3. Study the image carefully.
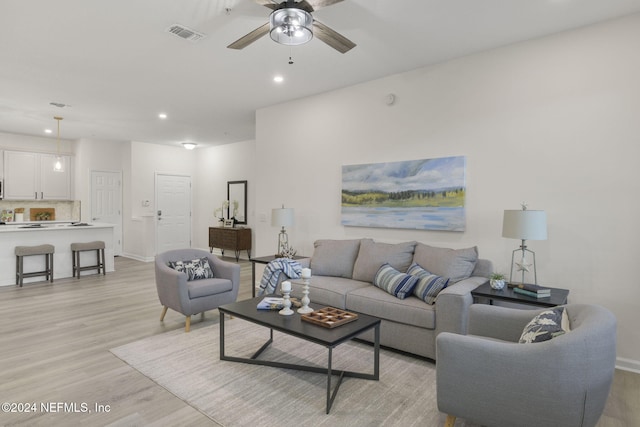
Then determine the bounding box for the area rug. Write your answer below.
[111,315,451,427]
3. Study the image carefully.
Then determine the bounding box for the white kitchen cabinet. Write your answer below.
[3,151,73,200]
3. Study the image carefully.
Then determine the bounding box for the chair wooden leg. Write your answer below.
[160,306,168,321]
[444,414,456,427]
[185,316,191,332]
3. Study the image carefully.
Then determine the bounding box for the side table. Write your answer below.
[209,227,251,262]
[250,255,308,298]
[471,282,569,308]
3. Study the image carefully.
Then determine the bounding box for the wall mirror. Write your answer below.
[227,180,247,225]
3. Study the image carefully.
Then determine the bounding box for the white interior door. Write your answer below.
[156,173,191,254]
[91,170,123,255]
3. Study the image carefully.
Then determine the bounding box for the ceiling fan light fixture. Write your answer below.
[269,8,313,46]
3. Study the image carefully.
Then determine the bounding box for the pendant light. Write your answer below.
[53,116,64,172]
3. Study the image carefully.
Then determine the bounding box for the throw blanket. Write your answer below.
[258,258,302,296]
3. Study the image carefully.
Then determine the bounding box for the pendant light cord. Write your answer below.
[54,116,63,155]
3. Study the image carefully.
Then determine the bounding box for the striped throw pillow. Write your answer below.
[407,262,449,304]
[373,263,419,299]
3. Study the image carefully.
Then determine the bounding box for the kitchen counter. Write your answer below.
[0,222,108,231]
[0,222,115,286]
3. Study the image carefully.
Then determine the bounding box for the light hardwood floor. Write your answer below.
[0,256,637,426]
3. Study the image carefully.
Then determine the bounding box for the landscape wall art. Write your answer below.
[341,156,466,231]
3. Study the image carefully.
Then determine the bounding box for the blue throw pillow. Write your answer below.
[373,263,419,299]
[406,262,450,305]
[168,257,214,281]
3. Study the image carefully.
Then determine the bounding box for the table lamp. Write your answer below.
[502,204,547,285]
[272,205,294,257]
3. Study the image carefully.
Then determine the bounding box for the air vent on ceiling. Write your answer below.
[166,24,206,43]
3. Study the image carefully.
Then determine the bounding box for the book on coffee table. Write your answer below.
[257,297,284,310]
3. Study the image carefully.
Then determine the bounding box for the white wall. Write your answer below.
[74,137,127,222]
[254,14,640,367]
[123,141,197,260]
[193,140,256,255]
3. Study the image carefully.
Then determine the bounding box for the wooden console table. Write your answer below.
[209,227,251,262]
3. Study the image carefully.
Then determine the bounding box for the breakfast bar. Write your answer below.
[0,222,115,286]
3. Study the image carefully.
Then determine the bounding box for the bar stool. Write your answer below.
[15,244,55,287]
[71,241,106,279]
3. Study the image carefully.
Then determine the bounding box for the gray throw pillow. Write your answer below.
[412,243,478,283]
[352,240,417,283]
[309,239,365,278]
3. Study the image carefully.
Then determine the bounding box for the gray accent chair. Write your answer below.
[155,249,240,332]
[436,304,616,427]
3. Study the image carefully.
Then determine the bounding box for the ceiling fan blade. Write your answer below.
[227,22,270,50]
[305,0,344,11]
[312,20,355,53]
[254,0,278,10]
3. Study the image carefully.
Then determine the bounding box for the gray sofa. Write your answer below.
[287,238,492,360]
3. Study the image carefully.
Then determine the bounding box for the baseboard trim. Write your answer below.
[121,253,154,263]
[616,357,640,374]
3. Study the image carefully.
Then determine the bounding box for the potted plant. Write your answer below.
[489,272,506,290]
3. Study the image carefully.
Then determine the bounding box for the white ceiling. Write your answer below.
[1,0,640,148]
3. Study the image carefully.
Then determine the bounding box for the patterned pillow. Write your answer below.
[167,257,214,281]
[406,262,450,304]
[519,307,570,343]
[373,263,419,299]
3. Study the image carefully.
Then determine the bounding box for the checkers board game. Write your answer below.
[301,307,359,328]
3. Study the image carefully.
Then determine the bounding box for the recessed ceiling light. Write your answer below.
[273,75,284,83]
[44,129,52,134]
[158,113,168,119]
[182,142,197,150]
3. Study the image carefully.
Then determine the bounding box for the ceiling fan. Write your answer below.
[227,0,356,53]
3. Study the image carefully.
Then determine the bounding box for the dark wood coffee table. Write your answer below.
[218,297,381,414]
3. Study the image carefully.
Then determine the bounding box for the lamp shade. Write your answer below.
[272,207,294,227]
[502,210,547,240]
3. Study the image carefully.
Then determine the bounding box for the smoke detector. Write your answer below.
[166,24,206,42]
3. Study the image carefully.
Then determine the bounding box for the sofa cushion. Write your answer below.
[352,240,416,283]
[290,275,369,309]
[187,278,232,298]
[346,286,436,329]
[373,263,419,299]
[519,307,570,343]
[412,243,478,283]
[167,257,214,281]
[407,263,450,304]
[310,239,366,278]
